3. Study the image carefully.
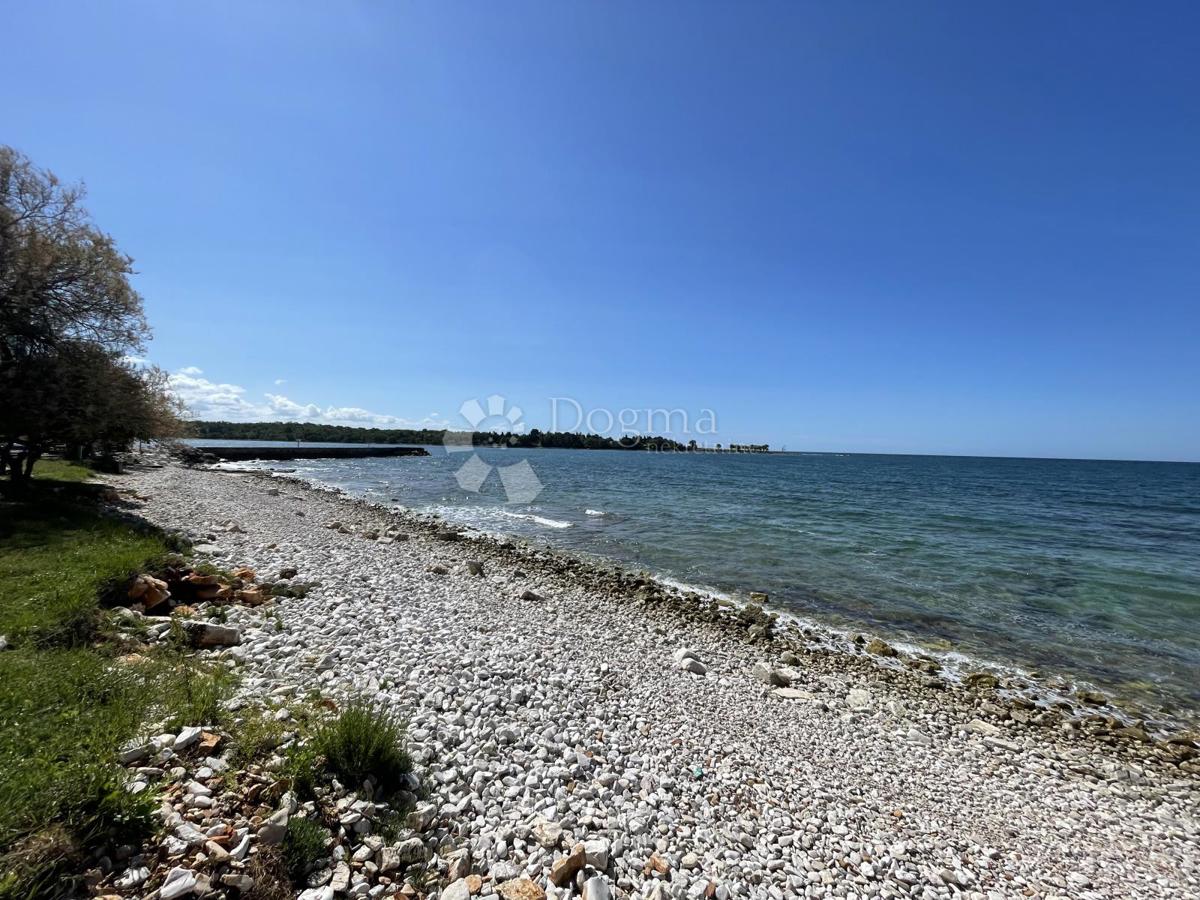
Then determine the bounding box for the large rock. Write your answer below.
[677,657,707,675]
[129,574,170,610]
[532,817,563,849]
[497,880,545,900]
[583,839,610,871]
[846,688,872,711]
[965,718,1001,737]
[866,638,898,657]
[582,876,611,900]
[181,620,241,648]
[159,867,198,900]
[394,837,428,865]
[407,802,437,832]
[257,809,288,845]
[964,672,999,691]
[442,880,471,900]
[751,662,787,687]
[548,843,585,887]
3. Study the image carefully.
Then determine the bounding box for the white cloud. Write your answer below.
[274,378,287,386]
[168,367,441,428]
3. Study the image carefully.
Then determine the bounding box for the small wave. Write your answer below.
[585,508,608,517]
[500,511,573,529]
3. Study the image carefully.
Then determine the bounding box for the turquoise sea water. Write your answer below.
[209,446,1200,721]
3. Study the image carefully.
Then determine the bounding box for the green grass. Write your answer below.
[313,701,412,796]
[281,817,330,883]
[29,459,94,484]
[0,501,168,648]
[0,497,235,898]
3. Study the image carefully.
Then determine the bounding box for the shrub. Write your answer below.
[281,817,329,884]
[159,662,235,731]
[313,702,411,796]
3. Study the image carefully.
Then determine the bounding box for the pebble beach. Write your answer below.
[108,462,1199,900]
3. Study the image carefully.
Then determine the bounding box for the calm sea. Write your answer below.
[201,444,1200,721]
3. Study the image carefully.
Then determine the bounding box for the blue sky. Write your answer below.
[5,2,1198,460]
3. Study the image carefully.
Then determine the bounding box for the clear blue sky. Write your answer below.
[5,1,1198,460]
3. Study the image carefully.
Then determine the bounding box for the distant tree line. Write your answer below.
[188,420,695,452]
[0,146,181,485]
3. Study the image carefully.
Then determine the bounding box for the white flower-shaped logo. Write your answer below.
[444,394,543,503]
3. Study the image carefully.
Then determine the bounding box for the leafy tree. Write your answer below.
[0,146,148,362]
[0,344,182,483]
[0,146,176,483]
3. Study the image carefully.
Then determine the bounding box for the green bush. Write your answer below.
[313,702,411,796]
[281,817,329,884]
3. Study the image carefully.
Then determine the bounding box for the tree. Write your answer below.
[0,147,148,363]
[0,147,174,483]
[0,344,182,483]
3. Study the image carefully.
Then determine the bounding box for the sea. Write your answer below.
[190,441,1200,723]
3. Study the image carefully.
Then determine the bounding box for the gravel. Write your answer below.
[110,463,1199,900]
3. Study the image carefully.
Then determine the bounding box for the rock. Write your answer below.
[673,648,700,663]
[779,651,801,666]
[773,687,815,701]
[532,817,563,849]
[643,854,670,876]
[174,725,203,751]
[1115,725,1150,742]
[407,802,437,832]
[430,564,449,575]
[964,672,999,691]
[442,880,471,900]
[330,862,351,893]
[128,574,171,610]
[520,589,545,602]
[846,688,872,711]
[447,848,471,881]
[466,560,484,576]
[549,843,585,887]
[678,657,707,675]
[221,874,255,892]
[181,620,241,648]
[965,718,1002,737]
[583,838,610,870]
[394,837,428,865]
[983,736,1023,753]
[435,530,463,542]
[378,846,401,873]
[159,867,198,900]
[1077,689,1107,705]
[751,662,787,686]
[236,586,269,606]
[116,866,150,890]
[496,879,545,900]
[257,809,289,844]
[866,638,898,657]
[279,567,299,579]
[582,876,611,900]
[748,591,768,603]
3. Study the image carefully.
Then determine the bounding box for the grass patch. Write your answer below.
[30,459,94,483]
[281,817,330,884]
[0,496,235,898]
[313,701,412,796]
[0,500,168,648]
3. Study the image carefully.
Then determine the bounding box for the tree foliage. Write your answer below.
[187,420,691,452]
[0,146,177,483]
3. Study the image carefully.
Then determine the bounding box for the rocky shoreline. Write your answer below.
[105,461,1198,899]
